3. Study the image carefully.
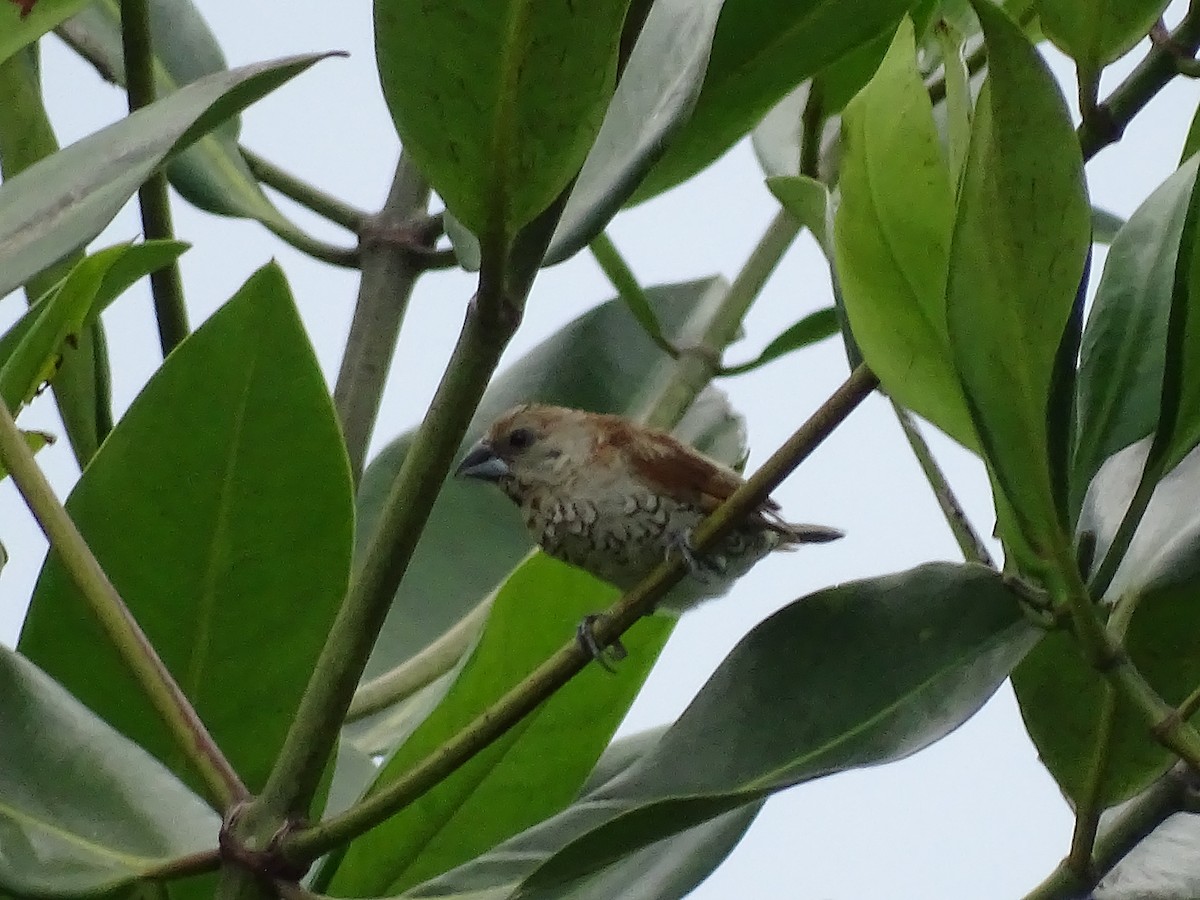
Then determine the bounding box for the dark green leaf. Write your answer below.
[0,645,217,896]
[834,17,976,449]
[0,0,92,66]
[718,306,837,376]
[1019,441,1200,807]
[947,0,1089,553]
[19,263,354,800]
[0,241,187,411]
[409,806,759,900]
[1074,159,1197,515]
[513,562,1035,890]
[1158,142,1200,473]
[355,278,742,683]
[374,0,630,248]
[1036,0,1170,69]
[543,0,725,264]
[392,727,752,900]
[322,554,673,895]
[0,53,328,301]
[632,0,917,202]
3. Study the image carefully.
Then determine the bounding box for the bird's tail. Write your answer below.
[777,521,844,545]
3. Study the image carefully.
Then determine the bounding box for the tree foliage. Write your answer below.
[1,0,1199,898]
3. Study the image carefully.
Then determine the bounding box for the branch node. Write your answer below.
[219,802,310,883]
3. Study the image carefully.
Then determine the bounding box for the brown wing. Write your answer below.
[608,421,780,520]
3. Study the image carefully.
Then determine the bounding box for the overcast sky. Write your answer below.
[2,3,1198,897]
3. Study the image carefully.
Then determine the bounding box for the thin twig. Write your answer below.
[0,397,246,808]
[1066,686,1117,882]
[241,145,367,233]
[637,85,825,432]
[890,401,995,568]
[1149,16,1200,77]
[120,0,189,354]
[280,364,878,862]
[589,232,681,360]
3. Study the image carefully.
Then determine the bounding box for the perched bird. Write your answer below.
[455,404,843,617]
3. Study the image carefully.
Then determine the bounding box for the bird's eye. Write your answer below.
[507,427,536,450]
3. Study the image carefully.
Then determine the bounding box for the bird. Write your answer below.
[454,404,843,624]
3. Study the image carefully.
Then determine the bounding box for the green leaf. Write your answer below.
[398,729,757,900]
[374,0,630,249]
[632,0,918,202]
[1036,0,1170,69]
[56,3,331,249]
[947,0,1089,554]
[0,428,53,481]
[1183,99,1200,166]
[834,17,976,449]
[543,0,725,265]
[0,45,113,465]
[0,0,92,67]
[0,645,217,896]
[354,279,742,684]
[1092,206,1126,244]
[321,554,673,895]
[0,241,188,411]
[19,263,354,799]
[1158,145,1200,474]
[1074,159,1198,516]
[0,53,328,302]
[768,174,830,252]
[511,562,1035,891]
[933,18,973,184]
[718,306,837,376]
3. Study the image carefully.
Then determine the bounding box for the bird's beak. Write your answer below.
[455,440,510,481]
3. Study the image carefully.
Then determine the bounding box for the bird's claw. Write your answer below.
[665,529,724,584]
[577,614,627,673]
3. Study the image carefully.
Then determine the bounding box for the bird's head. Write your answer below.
[455,404,593,497]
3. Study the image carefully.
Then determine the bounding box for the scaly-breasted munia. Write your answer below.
[455,404,842,614]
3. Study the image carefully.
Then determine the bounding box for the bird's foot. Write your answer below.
[576,614,627,673]
[665,528,725,584]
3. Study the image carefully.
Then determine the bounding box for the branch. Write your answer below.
[1065,686,1117,882]
[1048,552,1200,774]
[589,231,682,360]
[333,156,432,484]
[241,146,367,233]
[890,401,995,568]
[1024,764,1196,900]
[0,397,245,808]
[120,0,189,354]
[237,189,573,858]
[1078,7,1200,161]
[637,210,802,430]
[279,364,878,862]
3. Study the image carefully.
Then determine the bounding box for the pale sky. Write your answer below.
[2,3,1198,897]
